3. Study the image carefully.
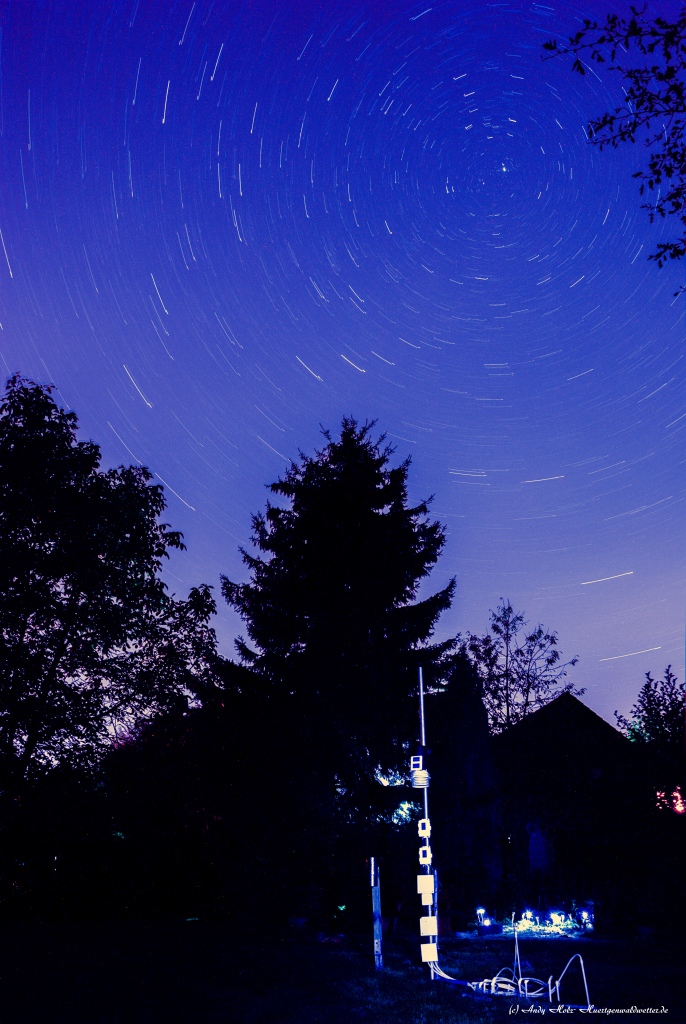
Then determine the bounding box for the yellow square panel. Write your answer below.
[420,892,433,906]
[416,874,434,895]
[420,916,438,936]
[421,942,438,962]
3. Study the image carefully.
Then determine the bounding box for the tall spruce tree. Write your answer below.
[222,418,456,802]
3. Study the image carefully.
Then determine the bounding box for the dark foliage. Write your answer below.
[615,664,685,746]
[34,681,412,927]
[459,599,581,733]
[544,6,686,286]
[615,665,685,800]
[0,375,221,792]
[222,418,456,808]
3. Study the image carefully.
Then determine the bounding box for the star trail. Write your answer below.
[0,0,684,723]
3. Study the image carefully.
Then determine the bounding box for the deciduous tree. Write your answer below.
[0,375,220,791]
[615,665,684,806]
[615,664,685,746]
[544,7,686,283]
[460,599,581,733]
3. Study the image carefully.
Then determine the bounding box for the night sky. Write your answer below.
[1,0,684,726]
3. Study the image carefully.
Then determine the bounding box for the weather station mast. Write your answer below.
[410,666,439,969]
[407,667,592,1007]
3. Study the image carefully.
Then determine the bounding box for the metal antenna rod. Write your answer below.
[418,666,429,822]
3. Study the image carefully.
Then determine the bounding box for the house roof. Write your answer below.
[491,693,638,804]
[493,691,629,751]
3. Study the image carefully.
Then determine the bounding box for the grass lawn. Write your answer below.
[0,921,680,1022]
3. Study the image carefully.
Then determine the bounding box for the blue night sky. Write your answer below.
[1,0,684,725]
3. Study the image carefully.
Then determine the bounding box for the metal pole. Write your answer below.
[371,856,383,969]
[418,666,430,846]
[419,665,427,747]
[414,665,438,974]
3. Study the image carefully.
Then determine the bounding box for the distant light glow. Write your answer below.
[513,906,593,935]
[376,768,405,787]
[656,785,685,814]
[391,800,418,824]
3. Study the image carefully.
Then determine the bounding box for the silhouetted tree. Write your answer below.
[544,7,686,284]
[616,664,685,746]
[0,375,220,793]
[615,665,685,804]
[460,599,581,733]
[222,418,456,809]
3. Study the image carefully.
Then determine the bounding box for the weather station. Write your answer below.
[404,667,592,1009]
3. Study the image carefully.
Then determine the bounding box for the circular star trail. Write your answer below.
[0,0,683,722]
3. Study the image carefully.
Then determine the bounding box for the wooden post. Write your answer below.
[370,856,383,969]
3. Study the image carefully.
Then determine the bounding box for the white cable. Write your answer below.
[431,925,590,1008]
